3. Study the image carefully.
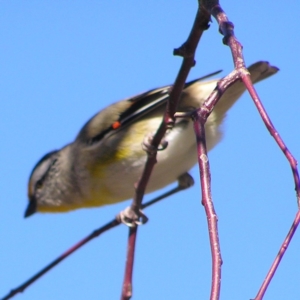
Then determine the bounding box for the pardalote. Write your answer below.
[25,61,278,217]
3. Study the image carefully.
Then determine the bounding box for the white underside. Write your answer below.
[100,114,222,202]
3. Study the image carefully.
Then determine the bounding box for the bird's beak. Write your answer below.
[24,198,37,218]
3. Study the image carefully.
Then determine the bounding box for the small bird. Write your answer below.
[25,61,278,217]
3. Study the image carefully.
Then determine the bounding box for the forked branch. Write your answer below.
[2,2,299,300]
[200,1,300,299]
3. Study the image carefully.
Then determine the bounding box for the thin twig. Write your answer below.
[193,115,222,300]
[202,1,300,298]
[121,227,138,300]
[120,4,211,300]
[0,219,119,300]
[241,74,300,299]
[130,3,211,214]
[1,185,188,300]
[242,75,300,206]
[253,211,300,300]
[177,70,241,300]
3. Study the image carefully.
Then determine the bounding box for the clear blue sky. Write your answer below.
[1,2,300,300]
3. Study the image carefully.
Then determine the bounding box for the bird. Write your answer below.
[25,61,278,218]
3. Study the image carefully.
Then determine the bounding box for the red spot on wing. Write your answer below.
[112,121,121,129]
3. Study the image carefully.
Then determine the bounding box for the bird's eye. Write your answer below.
[35,180,43,190]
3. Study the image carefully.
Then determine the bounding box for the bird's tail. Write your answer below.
[212,61,279,121]
[182,61,278,124]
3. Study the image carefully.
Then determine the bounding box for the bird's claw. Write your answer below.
[142,133,168,156]
[117,206,148,227]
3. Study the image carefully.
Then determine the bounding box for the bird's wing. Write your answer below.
[75,70,222,145]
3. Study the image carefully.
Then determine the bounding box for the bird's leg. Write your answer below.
[117,172,194,226]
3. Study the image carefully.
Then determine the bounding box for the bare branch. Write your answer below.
[176,69,242,300]
[242,75,300,207]
[0,220,119,300]
[120,4,211,299]
[121,227,137,300]
[200,1,300,298]
[130,3,211,217]
[1,184,189,300]
[254,211,300,300]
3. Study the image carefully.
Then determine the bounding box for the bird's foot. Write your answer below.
[117,206,148,227]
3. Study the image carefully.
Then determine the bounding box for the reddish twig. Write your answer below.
[120,4,211,300]
[193,116,222,300]
[176,70,242,300]
[1,184,190,300]
[130,3,211,215]
[0,219,120,300]
[186,3,249,297]
[121,227,138,300]
[253,211,300,300]
[202,1,300,298]
[241,75,300,299]
[242,75,300,206]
